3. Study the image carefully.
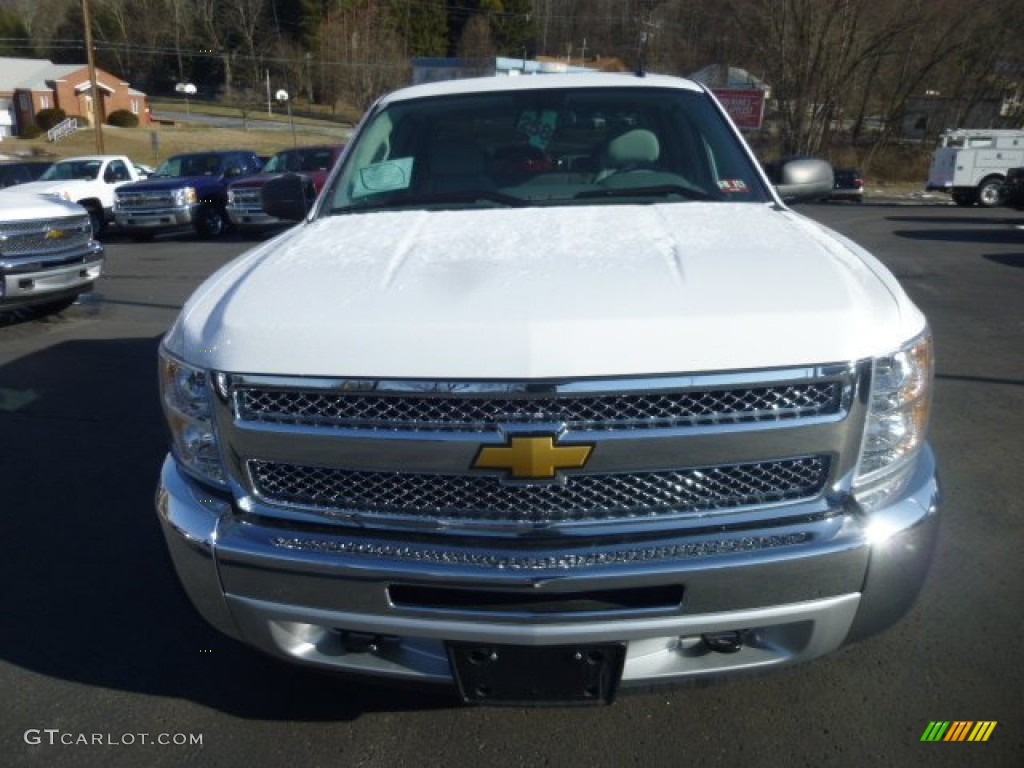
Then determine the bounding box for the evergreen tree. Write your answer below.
[0,9,34,56]
[388,0,447,57]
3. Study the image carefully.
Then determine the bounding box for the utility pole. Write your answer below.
[82,0,104,152]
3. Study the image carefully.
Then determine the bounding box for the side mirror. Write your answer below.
[262,173,316,222]
[766,157,834,203]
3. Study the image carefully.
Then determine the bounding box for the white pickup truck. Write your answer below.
[157,73,938,705]
[0,194,103,315]
[0,155,143,234]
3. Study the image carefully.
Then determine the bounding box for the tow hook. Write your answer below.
[700,630,745,653]
[340,631,387,653]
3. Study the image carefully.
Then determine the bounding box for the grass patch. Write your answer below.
[0,108,352,166]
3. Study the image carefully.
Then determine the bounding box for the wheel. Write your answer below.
[195,205,227,238]
[84,205,104,237]
[952,190,976,207]
[976,177,1004,208]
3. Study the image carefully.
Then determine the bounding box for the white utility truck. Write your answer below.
[926,128,1024,206]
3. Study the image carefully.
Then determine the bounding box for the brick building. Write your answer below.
[0,57,148,138]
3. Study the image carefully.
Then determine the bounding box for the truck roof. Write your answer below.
[380,72,706,106]
[51,154,133,162]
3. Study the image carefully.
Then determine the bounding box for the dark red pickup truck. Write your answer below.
[226,144,344,232]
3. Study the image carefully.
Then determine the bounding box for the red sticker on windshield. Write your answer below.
[718,179,748,193]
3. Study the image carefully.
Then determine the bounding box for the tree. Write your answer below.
[457,14,496,63]
[300,1,408,111]
[193,0,236,98]
[221,0,271,98]
[89,0,186,93]
[0,8,34,56]
[489,0,535,57]
[388,0,447,57]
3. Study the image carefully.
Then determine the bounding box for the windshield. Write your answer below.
[40,160,101,182]
[152,154,224,178]
[324,85,769,214]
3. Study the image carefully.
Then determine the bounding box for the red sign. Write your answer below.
[712,89,766,130]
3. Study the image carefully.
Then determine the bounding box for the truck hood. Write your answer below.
[0,193,88,221]
[119,176,220,191]
[170,203,926,379]
[228,173,279,189]
[0,179,93,198]
[230,171,330,191]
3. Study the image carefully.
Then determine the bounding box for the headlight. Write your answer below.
[174,187,198,206]
[159,346,226,486]
[854,330,933,509]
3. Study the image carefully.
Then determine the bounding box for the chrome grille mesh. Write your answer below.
[235,381,843,432]
[0,215,92,258]
[230,188,261,205]
[116,191,175,209]
[248,456,830,524]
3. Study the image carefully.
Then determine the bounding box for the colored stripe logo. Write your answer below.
[921,721,997,742]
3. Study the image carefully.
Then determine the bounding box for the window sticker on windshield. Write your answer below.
[717,179,748,193]
[352,157,414,198]
[517,110,559,150]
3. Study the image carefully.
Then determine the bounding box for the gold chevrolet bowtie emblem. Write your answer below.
[473,436,594,480]
[44,228,67,240]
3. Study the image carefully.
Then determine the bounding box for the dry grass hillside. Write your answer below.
[1,110,352,168]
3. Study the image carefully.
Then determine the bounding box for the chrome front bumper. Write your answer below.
[114,204,197,231]
[0,253,103,308]
[156,447,939,690]
[226,205,281,229]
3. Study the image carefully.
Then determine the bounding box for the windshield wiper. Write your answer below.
[338,189,527,213]
[575,184,721,202]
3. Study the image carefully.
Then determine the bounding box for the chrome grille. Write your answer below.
[230,188,261,205]
[0,215,92,258]
[116,191,175,209]
[248,456,830,525]
[235,382,843,432]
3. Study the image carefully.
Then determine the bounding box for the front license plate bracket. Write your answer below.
[447,642,626,706]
